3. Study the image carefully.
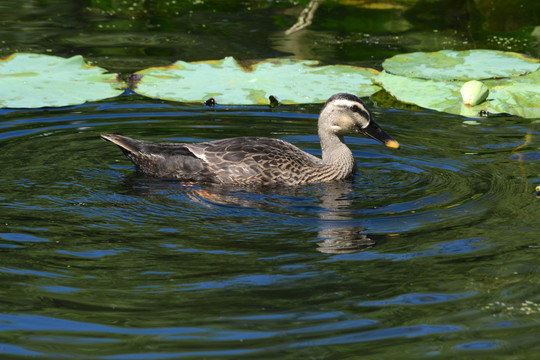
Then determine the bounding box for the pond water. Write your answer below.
[1,0,540,359]
[2,97,540,358]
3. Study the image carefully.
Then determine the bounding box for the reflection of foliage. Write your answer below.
[78,0,540,66]
[404,0,483,32]
[285,0,324,35]
[87,0,303,17]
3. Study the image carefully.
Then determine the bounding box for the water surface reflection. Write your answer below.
[0,100,539,359]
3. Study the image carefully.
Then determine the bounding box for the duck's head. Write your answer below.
[319,93,400,149]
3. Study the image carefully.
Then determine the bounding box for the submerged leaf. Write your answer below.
[0,53,125,108]
[382,49,540,81]
[134,57,381,105]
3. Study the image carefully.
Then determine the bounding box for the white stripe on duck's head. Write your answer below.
[319,93,399,149]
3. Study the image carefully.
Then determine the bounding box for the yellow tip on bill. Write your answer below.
[385,139,400,149]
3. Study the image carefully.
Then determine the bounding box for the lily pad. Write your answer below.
[483,70,540,118]
[0,53,124,109]
[382,49,540,81]
[374,69,540,118]
[133,57,381,105]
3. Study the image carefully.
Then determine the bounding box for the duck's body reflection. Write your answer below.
[123,177,377,254]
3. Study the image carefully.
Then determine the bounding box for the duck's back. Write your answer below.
[188,137,323,185]
[102,134,323,185]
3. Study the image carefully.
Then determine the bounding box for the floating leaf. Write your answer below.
[0,53,125,109]
[374,71,465,114]
[382,50,540,81]
[374,69,540,118]
[376,49,540,118]
[481,70,540,118]
[134,57,381,105]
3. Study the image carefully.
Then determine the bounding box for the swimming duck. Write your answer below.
[101,93,399,186]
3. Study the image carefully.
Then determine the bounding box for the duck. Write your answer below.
[101,93,399,186]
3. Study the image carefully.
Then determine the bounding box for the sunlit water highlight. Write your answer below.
[1,99,539,359]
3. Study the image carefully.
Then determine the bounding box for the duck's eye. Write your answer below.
[350,105,359,112]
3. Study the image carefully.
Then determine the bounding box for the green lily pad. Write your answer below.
[0,53,124,109]
[134,57,381,105]
[374,69,540,118]
[382,50,540,81]
[483,70,540,118]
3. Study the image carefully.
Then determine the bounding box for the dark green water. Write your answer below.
[1,0,540,359]
[1,98,539,359]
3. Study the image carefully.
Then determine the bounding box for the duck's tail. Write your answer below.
[101,134,205,179]
[101,134,144,156]
[101,134,152,174]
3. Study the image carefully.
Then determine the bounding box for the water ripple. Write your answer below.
[289,324,462,347]
[1,101,538,359]
[358,292,477,306]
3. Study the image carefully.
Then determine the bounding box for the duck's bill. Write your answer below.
[361,120,400,149]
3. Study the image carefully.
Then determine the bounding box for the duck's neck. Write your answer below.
[318,130,356,176]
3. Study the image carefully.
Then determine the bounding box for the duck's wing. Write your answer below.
[186,137,320,164]
[184,137,322,184]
